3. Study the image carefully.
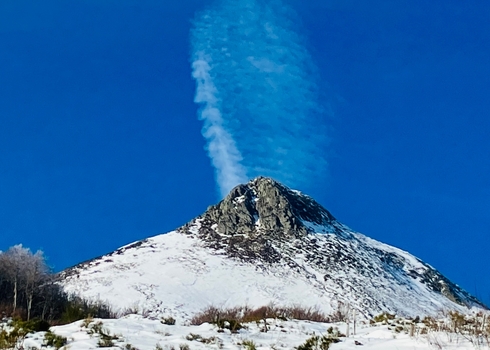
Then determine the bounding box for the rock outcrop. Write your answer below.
[60,177,487,320]
[179,177,484,310]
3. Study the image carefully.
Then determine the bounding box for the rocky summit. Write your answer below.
[60,177,486,320]
[179,176,347,262]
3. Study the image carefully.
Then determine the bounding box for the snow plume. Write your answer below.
[192,54,248,197]
[191,0,328,194]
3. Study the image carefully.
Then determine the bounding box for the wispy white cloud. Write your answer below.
[191,0,329,195]
[191,53,248,197]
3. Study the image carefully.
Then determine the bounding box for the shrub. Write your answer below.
[372,312,396,324]
[276,305,330,323]
[125,344,139,350]
[242,339,257,350]
[0,317,51,349]
[161,316,176,325]
[60,298,116,324]
[86,321,104,335]
[190,306,243,332]
[394,325,404,333]
[84,320,119,347]
[296,334,340,350]
[44,331,67,349]
[328,302,351,323]
[218,319,243,332]
[185,333,218,344]
[186,333,202,341]
[97,337,115,347]
[81,316,94,328]
[422,316,438,330]
[0,328,24,349]
[326,326,345,338]
[240,306,269,323]
[15,318,51,332]
[190,304,330,326]
[190,306,224,325]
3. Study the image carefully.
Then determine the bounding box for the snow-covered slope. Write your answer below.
[60,177,485,320]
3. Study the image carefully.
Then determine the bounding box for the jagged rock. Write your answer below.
[180,177,342,261]
[180,177,484,309]
[59,177,487,320]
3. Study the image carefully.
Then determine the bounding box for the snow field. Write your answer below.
[17,314,490,350]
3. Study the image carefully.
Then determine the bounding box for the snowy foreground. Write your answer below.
[18,314,490,350]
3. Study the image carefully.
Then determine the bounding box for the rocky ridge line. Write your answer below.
[178,177,484,311]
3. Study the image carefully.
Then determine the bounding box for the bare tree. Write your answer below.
[0,245,50,319]
[330,300,351,323]
[39,275,61,320]
[0,245,31,313]
[24,250,49,320]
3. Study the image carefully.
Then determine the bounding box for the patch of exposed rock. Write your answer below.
[179,177,340,261]
[178,177,485,310]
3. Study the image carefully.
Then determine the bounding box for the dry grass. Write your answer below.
[190,304,330,326]
[276,305,330,323]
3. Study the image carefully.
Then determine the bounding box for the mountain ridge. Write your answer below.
[60,177,486,320]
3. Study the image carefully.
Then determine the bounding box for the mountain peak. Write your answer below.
[179,177,349,261]
[185,177,339,237]
[60,177,486,321]
[239,176,336,227]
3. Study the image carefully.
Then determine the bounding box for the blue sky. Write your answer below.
[1,0,489,303]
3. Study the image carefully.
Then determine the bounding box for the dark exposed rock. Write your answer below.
[61,176,486,317]
[178,176,486,311]
[179,177,343,262]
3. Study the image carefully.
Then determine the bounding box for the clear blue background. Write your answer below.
[1,0,489,303]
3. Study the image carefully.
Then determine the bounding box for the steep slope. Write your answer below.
[60,177,485,320]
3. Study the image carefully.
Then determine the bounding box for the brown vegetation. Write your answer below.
[190,304,330,327]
